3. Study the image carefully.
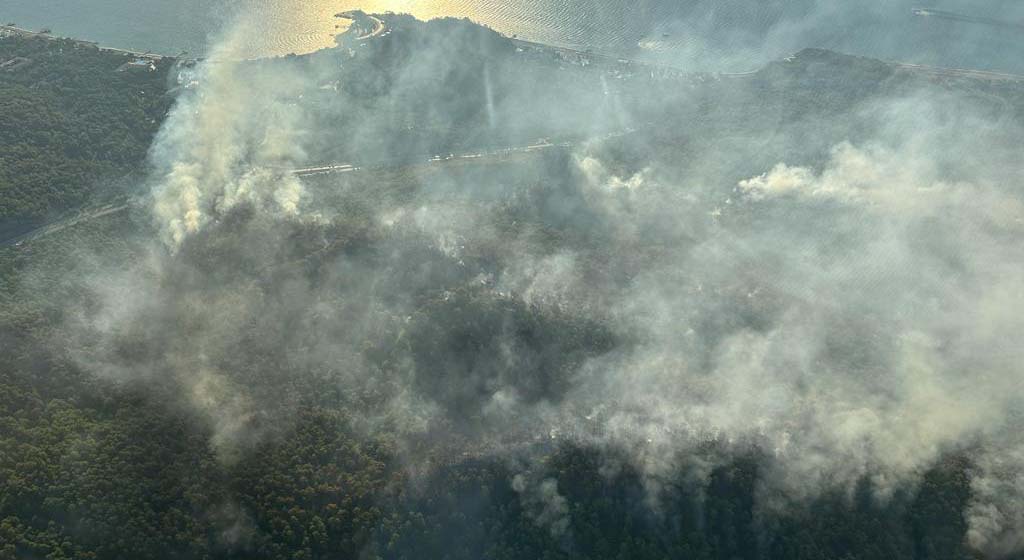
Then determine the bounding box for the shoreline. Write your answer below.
[2,14,675,70]
[1,23,167,59]
[7,15,1020,84]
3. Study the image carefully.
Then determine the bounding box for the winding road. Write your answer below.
[6,12,1022,249]
[0,136,586,248]
[1,203,130,248]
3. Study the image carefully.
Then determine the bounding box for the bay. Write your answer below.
[2,0,1022,72]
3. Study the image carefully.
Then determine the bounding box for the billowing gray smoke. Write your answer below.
[58,11,1024,557]
[150,23,309,248]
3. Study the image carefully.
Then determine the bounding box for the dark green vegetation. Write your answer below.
[3,18,1024,560]
[0,166,982,560]
[0,35,173,237]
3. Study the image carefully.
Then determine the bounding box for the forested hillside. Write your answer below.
[0,171,981,560]
[2,16,1024,560]
[0,35,172,236]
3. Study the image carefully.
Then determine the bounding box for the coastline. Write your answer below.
[1,23,166,59]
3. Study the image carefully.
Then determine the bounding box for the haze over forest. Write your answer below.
[2,3,1024,559]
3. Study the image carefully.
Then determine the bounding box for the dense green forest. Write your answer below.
[0,160,995,560]
[3,18,1024,560]
[0,35,173,235]
[0,200,982,560]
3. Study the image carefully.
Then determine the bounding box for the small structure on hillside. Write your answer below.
[0,57,32,72]
[120,58,156,72]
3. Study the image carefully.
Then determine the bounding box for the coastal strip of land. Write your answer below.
[1,23,164,59]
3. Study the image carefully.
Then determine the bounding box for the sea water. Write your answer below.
[2,0,1023,72]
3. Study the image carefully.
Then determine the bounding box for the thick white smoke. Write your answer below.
[149,24,310,249]
[53,11,1024,557]
[556,128,1024,553]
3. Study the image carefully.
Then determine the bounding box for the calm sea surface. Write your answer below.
[2,0,1023,72]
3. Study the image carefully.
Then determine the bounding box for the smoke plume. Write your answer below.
[51,10,1024,557]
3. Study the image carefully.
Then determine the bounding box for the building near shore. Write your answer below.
[123,58,156,72]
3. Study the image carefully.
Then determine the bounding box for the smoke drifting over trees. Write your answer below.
[5,7,1024,559]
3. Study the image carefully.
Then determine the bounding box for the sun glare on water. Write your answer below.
[225,1,552,58]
